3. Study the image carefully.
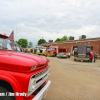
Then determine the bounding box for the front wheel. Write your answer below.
[74,59,76,61]
[53,53,56,57]
[88,60,90,62]
[0,86,15,100]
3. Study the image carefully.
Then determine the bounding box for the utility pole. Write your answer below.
[15,27,17,42]
[42,36,44,39]
[41,36,44,47]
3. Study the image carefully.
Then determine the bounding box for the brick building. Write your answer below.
[39,37,100,55]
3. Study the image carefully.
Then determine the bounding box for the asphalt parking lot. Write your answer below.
[42,56,100,100]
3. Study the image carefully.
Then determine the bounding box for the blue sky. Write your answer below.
[0,0,100,46]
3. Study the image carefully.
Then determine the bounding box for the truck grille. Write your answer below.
[28,67,50,96]
[59,53,64,56]
[78,54,86,58]
[47,51,52,53]
[32,68,49,78]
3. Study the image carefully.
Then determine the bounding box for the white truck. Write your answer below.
[34,46,47,55]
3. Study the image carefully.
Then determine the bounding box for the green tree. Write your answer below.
[38,39,47,45]
[61,35,67,41]
[55,38,61,42]
[55,35,67,42]
[17,38,28,48]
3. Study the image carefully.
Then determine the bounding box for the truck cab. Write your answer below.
[45,46,58,57]
[0,34,51,100]
[34,46,47,55]
[57,48,70,58]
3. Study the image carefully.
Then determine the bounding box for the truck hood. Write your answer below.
[0,50,49,72]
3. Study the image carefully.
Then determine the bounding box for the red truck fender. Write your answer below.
[0,73,23,100]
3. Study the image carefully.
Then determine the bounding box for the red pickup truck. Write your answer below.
[0,34,51,100]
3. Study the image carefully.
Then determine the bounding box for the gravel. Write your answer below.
[42,56,100,100]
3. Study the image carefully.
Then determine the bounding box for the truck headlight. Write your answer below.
[28,78,36,95]
[68,53,70,55]
[31,66,36,70]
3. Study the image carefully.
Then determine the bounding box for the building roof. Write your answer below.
[39,37,100,45]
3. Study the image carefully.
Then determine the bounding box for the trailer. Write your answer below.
[74,44,93,62]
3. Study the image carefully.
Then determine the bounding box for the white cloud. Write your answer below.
[0,0,100,45]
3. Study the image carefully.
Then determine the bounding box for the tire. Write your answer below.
[74,59,76,61]
[53,53,56,57]
[88,60,90,62]
[0,86,15,100]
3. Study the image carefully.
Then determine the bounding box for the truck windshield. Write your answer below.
[41,47,46,49]
[0,38,12,50]
[49,48,55,50]
[35,47,42,49]
[12,43,21,52]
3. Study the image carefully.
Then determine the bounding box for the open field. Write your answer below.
[42,56,100,100]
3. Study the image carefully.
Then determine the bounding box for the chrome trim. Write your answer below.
[32,80,51,100]
[28,67,50,96]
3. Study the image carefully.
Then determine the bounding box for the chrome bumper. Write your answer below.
[57,55,67,57]
[74,57,89,60]
[32,80,51,100]
[45,53,53,56]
